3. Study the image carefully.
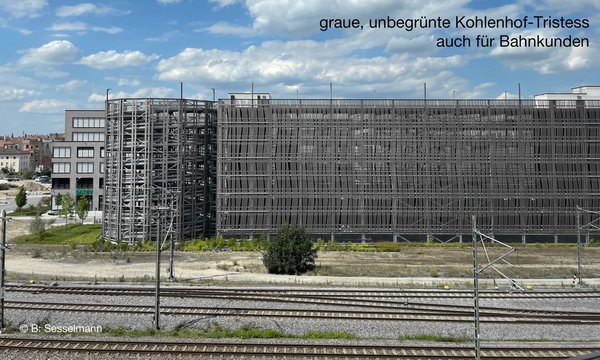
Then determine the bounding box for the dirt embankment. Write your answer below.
[0,179,50,196]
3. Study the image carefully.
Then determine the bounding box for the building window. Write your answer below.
[72,132,105,142]
[73,117,105,128]
[100,162,105,174]
[76,162,94,173]
[100,147,105,158]
[52,162,71,173]
[53,147,71,158]
[77,147,94,158]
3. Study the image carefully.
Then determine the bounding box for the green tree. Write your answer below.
[76,196,89,225]
[263,225,317,275]
[54,193,63,211]
[20,170,33,180]
[38,196,51,212]
[60,192,75,229]
[39,168,52,177]
[15,185,27,214]
[30,213,47,240]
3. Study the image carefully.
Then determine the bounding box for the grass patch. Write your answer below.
[300,330,355,340]
[13,223,101,245]
[399,334,469,342]
[101,323,355,340]
[179,235,268,252]
[7,205,50,217]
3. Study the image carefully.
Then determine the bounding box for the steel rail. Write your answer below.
[0,337,598,359]
[5,300,600,324]
[8,284,600,299]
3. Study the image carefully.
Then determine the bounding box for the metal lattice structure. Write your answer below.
[217,99,600,241]
[103,98,216,244]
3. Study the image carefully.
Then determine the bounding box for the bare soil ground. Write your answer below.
[0,180,49,196]
[4,243,599,285]
[3,216,599,285]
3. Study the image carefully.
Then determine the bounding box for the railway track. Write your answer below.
[0,337,598,359]
[7,285,600,324]
[7,283,600,299]
[6,300,600,324]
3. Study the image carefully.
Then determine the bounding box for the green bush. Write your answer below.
[178,235,268,252]
[0,183,16,191]
[263,225,317,275]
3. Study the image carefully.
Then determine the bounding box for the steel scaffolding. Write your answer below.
[103,98,216,244]
[217,99,600,240]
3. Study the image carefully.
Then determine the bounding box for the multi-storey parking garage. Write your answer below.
[102,98,216,244]
[217,99,599,242]
[100,95,599,243]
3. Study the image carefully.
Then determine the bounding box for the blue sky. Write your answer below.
[0,0,599,135]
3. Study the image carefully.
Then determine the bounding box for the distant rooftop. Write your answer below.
[535,85,600,100]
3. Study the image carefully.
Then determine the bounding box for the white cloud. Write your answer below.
[94,26,122,34]
[146,30,180,42]
[79,50,159,69]
[87,93,106,103]
[56,3,118,17]
[34,69,69,79]
[529,0,600,15]
[209,0,239,8]
[211,0,468,36]
[156,0,181,4]
[0,0,47,18]
[496,91,518,100]
[88,87,174,102]
[0,88,38,101]
[18,40,78,66]
[19,99,73,113]
[156,38,467,99]
[16,27,33,35]
[49,22,123,34]
[57,79,88,92]
[385,35,437,55]
[116,78,141,87]
[204,21,256,37]
[490,29,597,74]
[49,22,87,32]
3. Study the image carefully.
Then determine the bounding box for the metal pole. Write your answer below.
[471,215,481,360]
[211,88,215,102]
[168,227,174,282]
[576,207,583,285]
[0,210,7,330]
[154,213,161,330]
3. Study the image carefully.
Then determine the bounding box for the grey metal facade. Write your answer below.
[102,98,216,244]
[217,99,600,241]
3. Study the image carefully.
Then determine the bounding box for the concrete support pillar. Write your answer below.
[330,233,335,242]
[521,234,526,244]
[459,234,463,244]
[393,234,398,243]
[554,234,558,244]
